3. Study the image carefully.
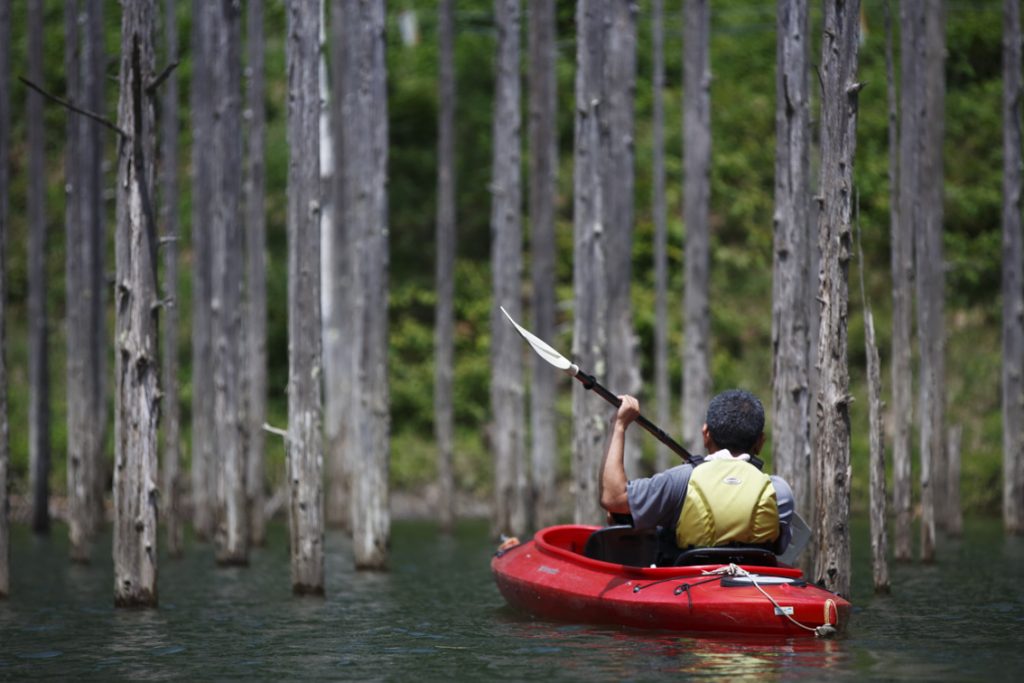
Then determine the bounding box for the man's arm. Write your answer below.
[600,395,639,514]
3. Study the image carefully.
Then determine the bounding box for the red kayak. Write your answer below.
[492,525,851,637]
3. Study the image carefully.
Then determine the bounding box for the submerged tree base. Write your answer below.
[292,583,325,597]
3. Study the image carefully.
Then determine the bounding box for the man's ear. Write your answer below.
[751,432,766,455]
[702,424,714,451]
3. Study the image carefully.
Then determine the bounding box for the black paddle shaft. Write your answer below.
[572,369,697,465]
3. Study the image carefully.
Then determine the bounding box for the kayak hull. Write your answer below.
[491,525,851,637]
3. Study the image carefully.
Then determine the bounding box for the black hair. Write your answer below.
[705,389,765,453]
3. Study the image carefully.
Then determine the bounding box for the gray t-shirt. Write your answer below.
[626,461,794,553]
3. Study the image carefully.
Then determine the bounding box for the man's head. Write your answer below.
[702,389,765,455]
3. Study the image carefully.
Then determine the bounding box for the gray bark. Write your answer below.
[435,0,457,532]
[161,0,183,558]
[1003,0,1024,535]
[865,308,890,594]
[920,0,947,543]
[341,0,390,569]
[572,0,609,525]
[285,0,324,592]
[946,424,962,536]
[490,0,527,538]
[605,0,641,477]
[322,0,347,531]
[245,0,268,547]
[681,0,712,453]
[652,0,670,473]
[210,0,247,566]
[528,0,558,528]
[888,0,913,562]
[113,0,159,607]
[812,0,859,599]
[0,0,10,599]
[66,0,107,563]
[27,0,51,535]
[190,0,215,541]
[325,0,353,533]
[771,0,812,520]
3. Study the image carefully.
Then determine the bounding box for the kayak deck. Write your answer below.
[492,525,851,637]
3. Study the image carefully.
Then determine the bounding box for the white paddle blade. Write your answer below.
[500,306,574,373]
[776,512,812,566]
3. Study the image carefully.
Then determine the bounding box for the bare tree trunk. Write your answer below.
[245,0,268,548]
[946,424,962,536]
[27,0,51,536]
[435,0,457,533]
[887,0,913,562]
[921,0,947,541]
[113,0,159,607]
[342,0,390,569]
[681,0,712,454]
[1003,0,1024,536]
[160,0,183,559]
[285,0,324,593]
[321,0,347,531]
[771,0,812,520]
[190,0,215,542]
[572,0,609,526]
[325,0,353,534]
[0,0,10,599]
[490,0,527,539]
[812,0,860,600]
[210,0,247,567]
[606,0,641,477]
[652,0,670,474]
[865,308,890,594]
[528,0,558,528]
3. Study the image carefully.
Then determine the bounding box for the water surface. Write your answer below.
[0,517,1021,680]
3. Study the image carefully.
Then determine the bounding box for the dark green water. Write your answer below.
[1,516,1022,681]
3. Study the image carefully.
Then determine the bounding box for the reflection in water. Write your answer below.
[0,518,1021,680]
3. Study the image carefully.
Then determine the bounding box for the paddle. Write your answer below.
[500,306,697,466]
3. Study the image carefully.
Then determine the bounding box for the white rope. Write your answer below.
[702,564,837,638]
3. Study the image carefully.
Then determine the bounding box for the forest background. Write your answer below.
[0,0,1007,519]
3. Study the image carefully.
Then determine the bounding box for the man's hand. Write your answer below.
[600,395,639,515]
[616,395,640,427]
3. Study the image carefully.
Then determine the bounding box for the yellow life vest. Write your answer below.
[674,459,780,549]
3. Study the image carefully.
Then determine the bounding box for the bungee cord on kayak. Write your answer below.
[702,564,838,638]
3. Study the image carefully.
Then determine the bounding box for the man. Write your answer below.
[600,389,794,556]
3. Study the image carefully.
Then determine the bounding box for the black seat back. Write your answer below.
[582,526,660,567]
[673,546,777,567]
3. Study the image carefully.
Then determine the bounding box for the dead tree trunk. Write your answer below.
[0,0,10,599]
[160,0,183,559]
[285,0,325,593]
[946,424,962,536]
[490,0,527,538]
[245,0,268,547]
[66,0,108,563]
[325,0,353,534]
[528,0,558,528]
[771,0,812,521]
[210,0,247,567]
[605,0,641,477]
[190,0,216,542]
[681,0,712,453]
[435,0,457,532]
[652,0,670,473]
[812,0,860,599]
[27,0,51,536]
[920,0,947,543]
[113,0,159,608]
[1003,0,1024,536]
[887,0,913,562]
[572,0,609,525]
[865,308,891,594]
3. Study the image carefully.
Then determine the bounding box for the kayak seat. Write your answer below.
[582,526,660,567]
[672,546,778,568]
